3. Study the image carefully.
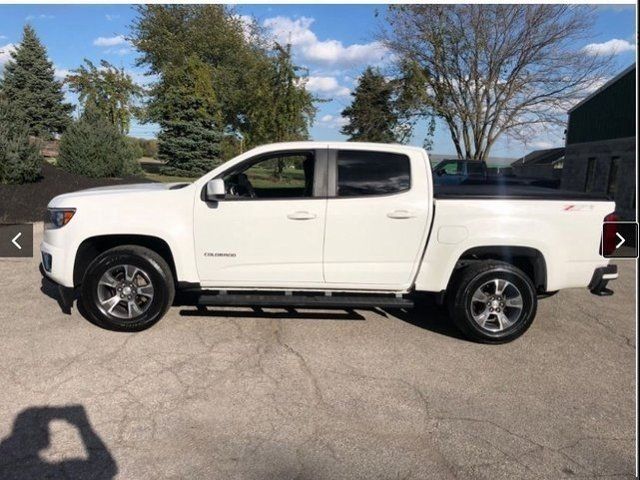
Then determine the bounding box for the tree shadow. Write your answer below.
[179,305,366,321]
[0,405,117,480]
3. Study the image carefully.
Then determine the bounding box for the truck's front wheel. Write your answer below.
[447,261,537,343]
[81,246,175,331]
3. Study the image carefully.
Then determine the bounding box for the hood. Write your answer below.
[75,182,182,194]
[48,182,191,207]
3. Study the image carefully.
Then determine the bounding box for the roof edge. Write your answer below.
[568,63,636,113]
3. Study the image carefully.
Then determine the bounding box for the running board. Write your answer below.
[196,293,414,309]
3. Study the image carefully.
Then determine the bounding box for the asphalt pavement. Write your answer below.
[0,223,636,479]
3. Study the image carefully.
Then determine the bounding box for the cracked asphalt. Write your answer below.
[0,223,636,479]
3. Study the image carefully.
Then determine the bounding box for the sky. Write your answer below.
[0,4,636,160]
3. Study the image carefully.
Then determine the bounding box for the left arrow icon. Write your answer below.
[11,232,22,250]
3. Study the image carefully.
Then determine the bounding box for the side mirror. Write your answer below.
[205,178,225,201]
[435,168,446,176]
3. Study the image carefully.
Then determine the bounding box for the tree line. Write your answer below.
[1,5,610,184]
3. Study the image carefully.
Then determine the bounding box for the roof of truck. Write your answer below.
[245,141,427,154]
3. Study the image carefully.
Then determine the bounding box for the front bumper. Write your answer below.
[39,260,75,312]
[588,264,618,296]
[40,239,74,287]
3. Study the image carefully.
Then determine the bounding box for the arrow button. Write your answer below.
[602,221,638,259]
[12,232,22,250]
[0,224,33,258]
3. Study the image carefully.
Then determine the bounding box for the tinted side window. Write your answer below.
[337,150,410,197]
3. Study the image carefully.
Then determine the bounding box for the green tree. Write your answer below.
[341,67,400,143]
[66,59,143,135]
[131,5,316,158]
[151,56,223,177]
[58,105,141,178]
[0,25,73,138]
[0,96,42,184]
[246,43,316,146]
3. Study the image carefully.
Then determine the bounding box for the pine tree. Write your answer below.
[0,96,42,184]
[58,104,141,178]
[0,25,73,138]
[151,56,223,176]
[341,67,399,143]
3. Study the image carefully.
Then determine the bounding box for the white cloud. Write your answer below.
[318,113,349,129]
[305,40,387,67]
[264,16,317,47]
[54,67,71,80]
[305,75,350,97]
[0,43,17,66]
[93,35,127,47]
[583,38,636,56]
[263,16,388,68]
[105,14,120,21]
[0,35,7,40]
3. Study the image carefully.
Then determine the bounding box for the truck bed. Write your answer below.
[434,183,610,201]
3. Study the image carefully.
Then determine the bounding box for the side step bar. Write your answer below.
[196,293,414,309]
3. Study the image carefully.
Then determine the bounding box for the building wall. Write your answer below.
[512,164,562,180]
[561,137,636,220]
[567,67,636,145]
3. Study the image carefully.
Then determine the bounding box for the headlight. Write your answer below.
[45,208,76,229]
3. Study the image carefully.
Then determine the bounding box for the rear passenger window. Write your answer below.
[337,150,410,197]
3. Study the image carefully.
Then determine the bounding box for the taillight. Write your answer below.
[600,213,619,256]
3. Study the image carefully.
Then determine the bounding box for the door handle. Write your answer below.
[387,210,416,219]
[287,211,317,220]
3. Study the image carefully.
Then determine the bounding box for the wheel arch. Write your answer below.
[454,246,547,292]
[73,234,177,287]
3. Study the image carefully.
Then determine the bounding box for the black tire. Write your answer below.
[446,261,537,343]
[80,246,175,331]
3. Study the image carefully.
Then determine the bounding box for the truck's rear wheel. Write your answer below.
[80,246,174,331]
[447,261,537,343]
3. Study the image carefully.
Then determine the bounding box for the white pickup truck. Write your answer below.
[41,142,618,342]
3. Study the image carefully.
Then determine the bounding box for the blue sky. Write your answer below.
[0,4,636,159]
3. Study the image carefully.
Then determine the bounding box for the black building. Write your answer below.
[511,147,565,181]
[561,64,636,220]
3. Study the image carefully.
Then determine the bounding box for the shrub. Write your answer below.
[130,137,158,159]
[143,139,158,158]
[126,137,159,159]
[126,137,144,160]
[58,107,142,178]
[0,98,42,184]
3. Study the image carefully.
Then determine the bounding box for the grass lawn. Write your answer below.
[143,165,306,188]
[143,172,197,184]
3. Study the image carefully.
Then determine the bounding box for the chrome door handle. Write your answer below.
[287,211,317,220]
[387,210,416,219]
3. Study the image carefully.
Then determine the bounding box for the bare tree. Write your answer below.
[382,5,612,160]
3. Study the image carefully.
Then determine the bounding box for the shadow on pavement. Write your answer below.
[179,306,366,321]
[38,271,463,340]
[39,265,75,315]
[0,405,117,480]
[379,297,468,341]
